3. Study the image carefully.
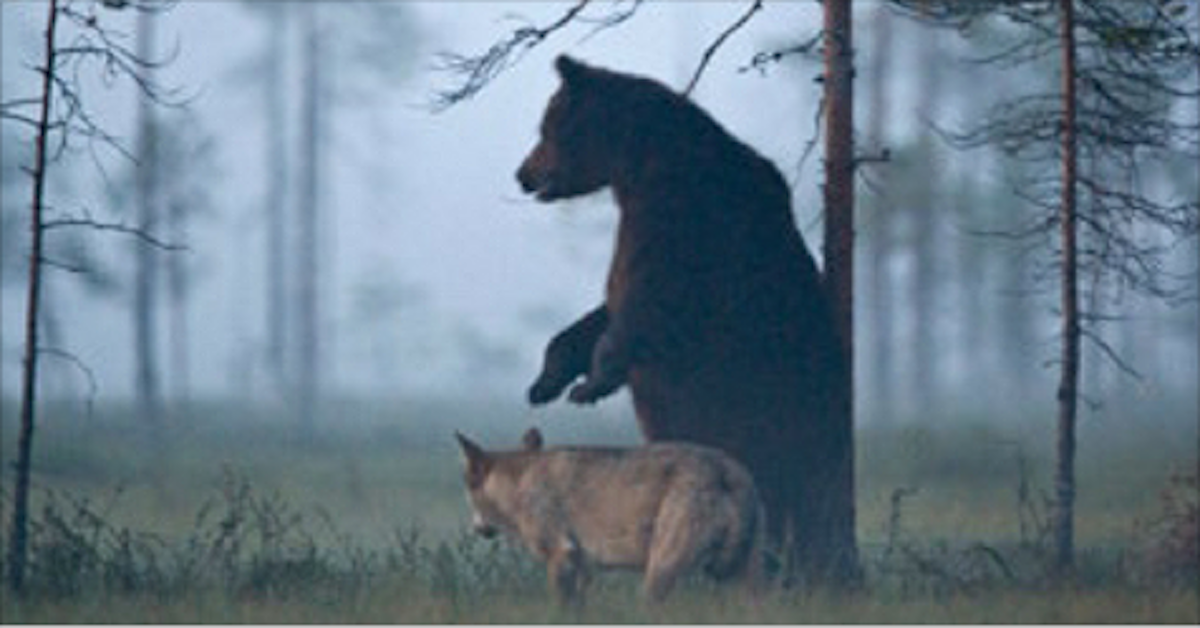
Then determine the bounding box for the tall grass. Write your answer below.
[1,397,1196,623]
[0,470,551,622]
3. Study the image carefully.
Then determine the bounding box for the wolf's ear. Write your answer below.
[555,55,591,86]
[455,431,491,488]
[521,427,543,452]
[455,431,486,464]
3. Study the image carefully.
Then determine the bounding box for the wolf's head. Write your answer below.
[454,429,544,540]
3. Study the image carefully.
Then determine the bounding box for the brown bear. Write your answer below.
[517,55,858,585]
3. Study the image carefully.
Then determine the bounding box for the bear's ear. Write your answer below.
[554,55,591,86]
[521,427,544,452]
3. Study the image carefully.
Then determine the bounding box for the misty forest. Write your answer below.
[1,1,1197,623]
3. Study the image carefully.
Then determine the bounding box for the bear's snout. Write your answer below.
[516,161,542,195]
[517,143,557,200]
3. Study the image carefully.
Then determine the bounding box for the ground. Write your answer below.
[1,396,1196,623]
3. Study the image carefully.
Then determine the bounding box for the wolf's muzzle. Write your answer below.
[474,522,499,539]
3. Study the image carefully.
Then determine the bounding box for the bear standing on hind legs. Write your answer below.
[517,55,859,586]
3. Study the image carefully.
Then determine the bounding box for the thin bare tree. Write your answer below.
[2,0,180,592]
[295,1,324,435]
[286,2,417,433]
[893,0,1199,570]
[5,0,62,593]
[133,4,163,425]
[862,3,897,422]
[818,0,863,586]
[1055,0,1081,571]
[264,4,291,395]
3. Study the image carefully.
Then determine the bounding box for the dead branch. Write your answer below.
[39,256,90,275]
[1079,325,1143,381]
[430,0,593,110]
[683,0,763,96]
[885,486,919,555]
[429,0,651,111]
[740,32,823,77]
[967,543,1018,583]
[43,217,186,251]
[38,346,98,421]
[59,0,186,105]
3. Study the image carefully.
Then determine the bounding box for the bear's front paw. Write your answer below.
[527,373,570,405]
[567,376,619,405]
[566,381,600,405]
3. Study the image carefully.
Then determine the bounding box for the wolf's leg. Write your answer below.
[529,305,608,405]
[547,538,587,607]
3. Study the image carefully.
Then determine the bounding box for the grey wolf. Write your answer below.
[455,428,764,604]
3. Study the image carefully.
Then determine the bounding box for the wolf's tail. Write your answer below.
[708,481,767,590]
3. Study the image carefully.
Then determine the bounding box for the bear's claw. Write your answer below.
[527,377,566,405]
[567,383,600,405]
[567,377,620,405]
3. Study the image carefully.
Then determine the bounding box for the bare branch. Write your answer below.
[740,32,823,77]
[428,0,652,111]
[1,97,42,112]
[1079,325,1143,381]
[43,217,186,251]
[38,346,98,421]
[429,0,593,110]
[39,256,90,275]
[0,111,47,131]
[962,213,1059,242]
[854,147,892,168]
[574,0,643,38]
[683,0,763,96]
[790,85,826,200]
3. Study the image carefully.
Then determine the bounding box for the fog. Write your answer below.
[2,1,1196,431]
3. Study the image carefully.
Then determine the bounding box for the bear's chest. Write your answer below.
[604,206,741,308]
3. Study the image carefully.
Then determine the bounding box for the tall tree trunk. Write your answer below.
[7,0,59,593]
[134,7,162,424]
[265,5,289,394]
[296,4,322,435]
[818,0,861,586]
[999,161,1037,400]
[1054,0,1080,574]
[865,3,894,422]
[911,23,943,418]
[954,176,987,403]
[823,0,854,363]
[166,198,189,406]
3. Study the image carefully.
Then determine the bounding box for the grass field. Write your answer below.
[1,396,1196,623]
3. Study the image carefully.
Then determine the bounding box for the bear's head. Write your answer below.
[516,55,626,202]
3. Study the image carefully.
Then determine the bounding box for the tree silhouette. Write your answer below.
[893,0,1199,570]
[2,0,180,592]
